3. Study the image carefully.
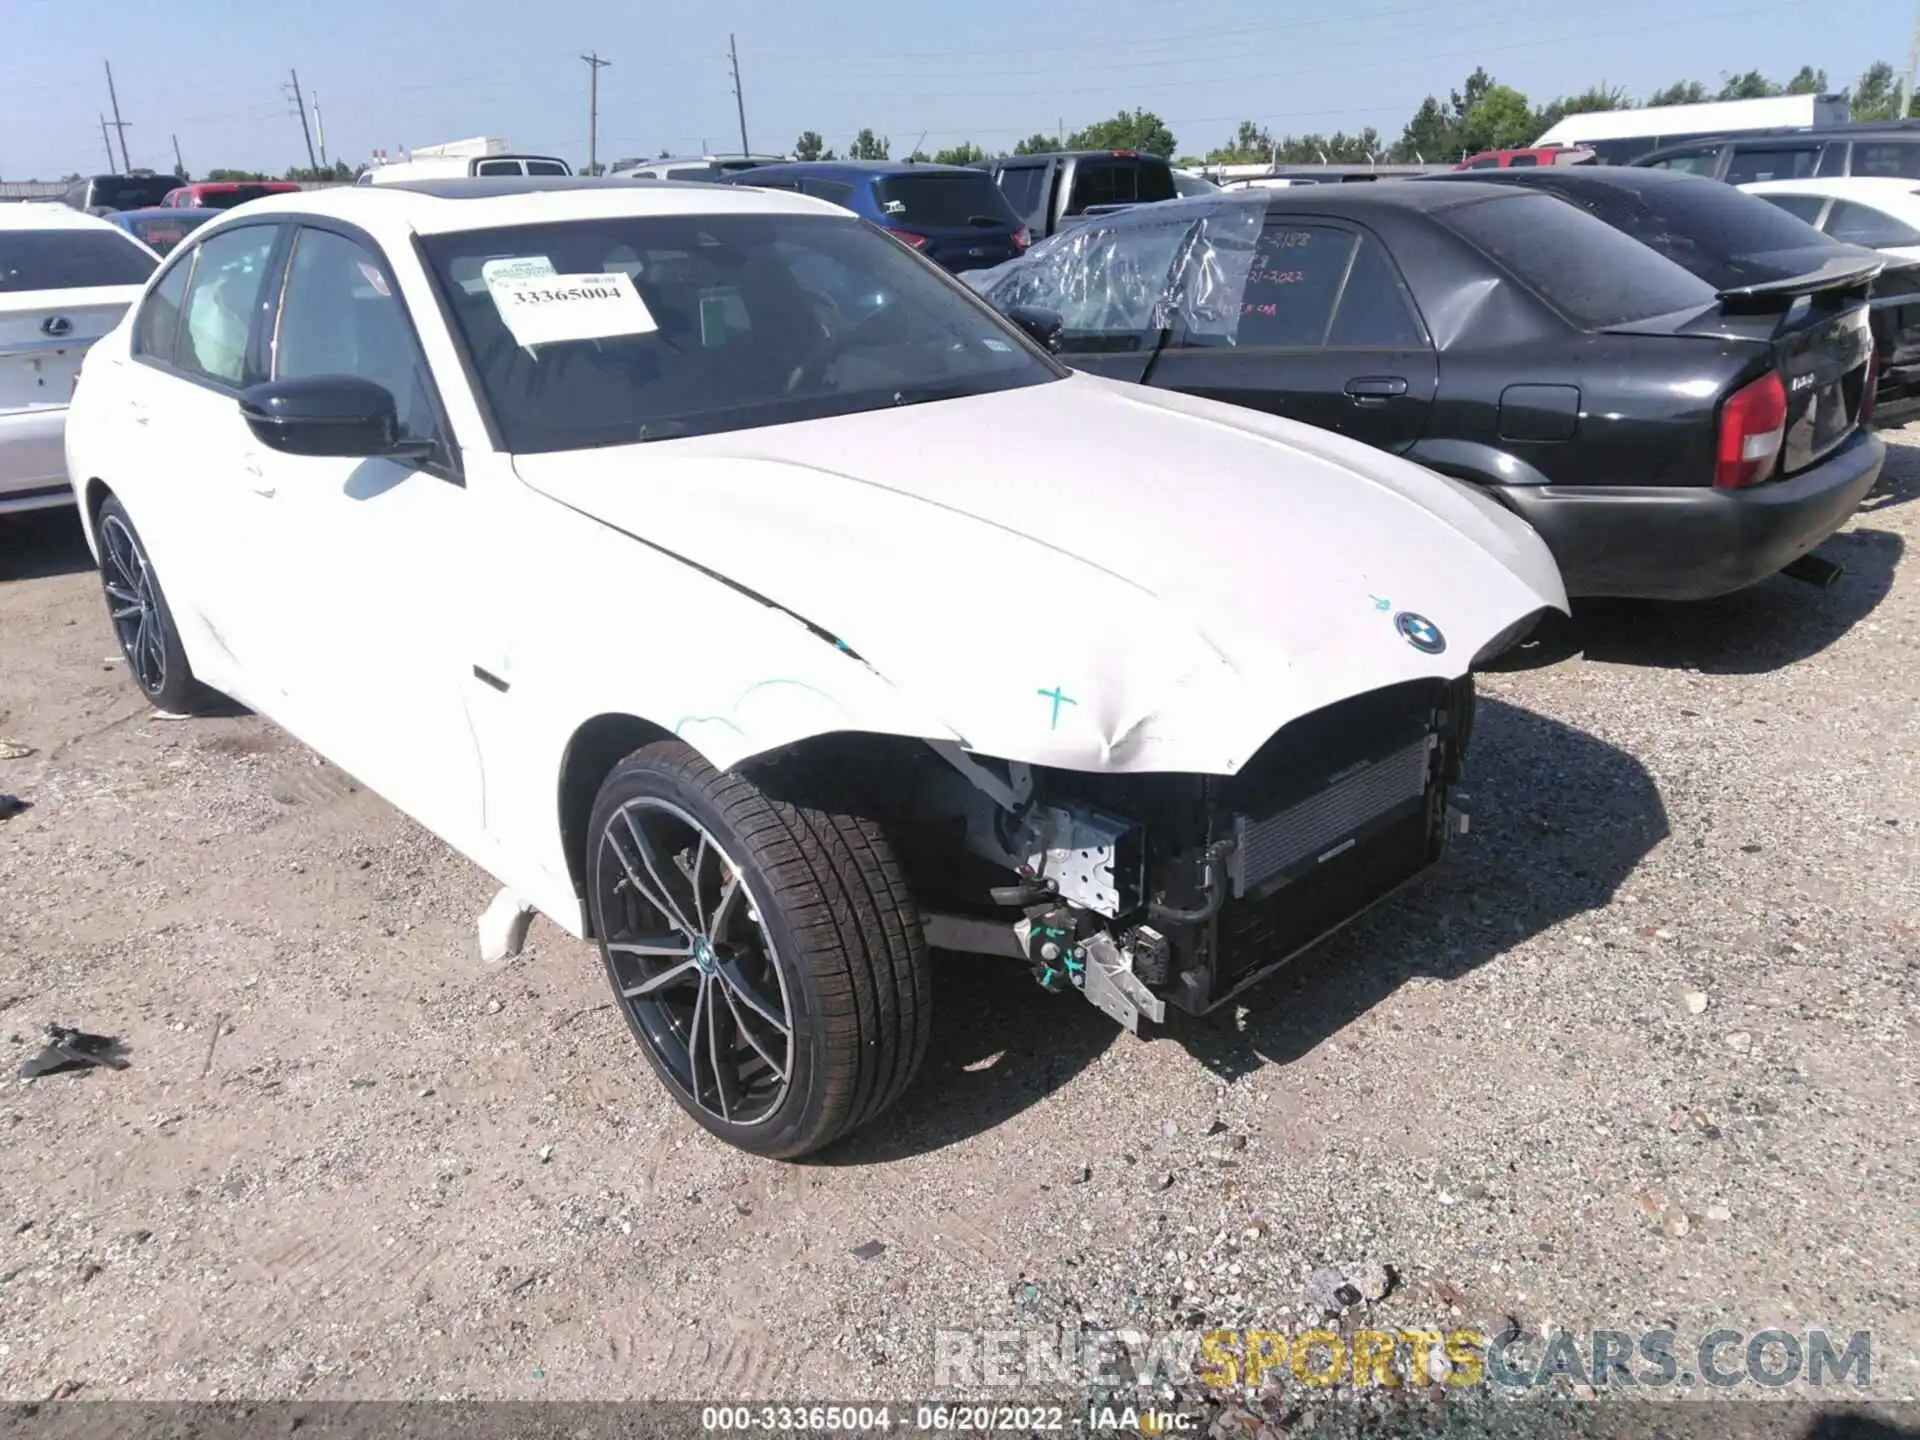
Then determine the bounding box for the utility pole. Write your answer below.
[727,34,749,156]
[171,133,185,178]
[1900,7,1920,121]
[582,50,611,175]
[98,114,116,171]
[286,69,318,172]
[103,61,131,170]
[312,91,327,167]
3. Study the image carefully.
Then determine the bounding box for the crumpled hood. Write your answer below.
[514,372,1565,775]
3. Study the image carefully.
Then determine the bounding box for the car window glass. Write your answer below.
[1723,148,1819,184]
[1326,235,1424,347]
[132,252,193,361]
[1440,192,1714,328]
[1463,157,1499,169]
[0,230,156,291]
[1852,142,1920,180]
[995,166,1047,227]
[1757,193,1828,226]
[1815,143,1849,178]
[424,212,1056,453]
[1506,154,1539,167]
[667,166,718,181]
[475,160,522,176]
[1645,148,1719,174]
[1066,161,1173,214]
[176,224,278,386]
[526,160,569,176]
[799,179,857,208]
[1232,224,1355,348]
[872,173,1019,228]
[1823,199,1920,249]
[273,227,440,444]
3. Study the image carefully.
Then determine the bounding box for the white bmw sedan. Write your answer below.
[66,177,1565,1157]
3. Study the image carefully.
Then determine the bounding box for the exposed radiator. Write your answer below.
[1228,734,1435,897]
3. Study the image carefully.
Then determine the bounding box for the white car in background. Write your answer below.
[2,204,157,514]
[1743,177,1920,424]
[64,177,1564,1158]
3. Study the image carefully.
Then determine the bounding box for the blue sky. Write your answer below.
[0,0,1905,178]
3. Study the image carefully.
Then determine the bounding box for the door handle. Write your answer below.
[1345,376,1409,404]
[242,457,275,499]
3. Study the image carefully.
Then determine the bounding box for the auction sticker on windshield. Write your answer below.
[485,270,657,348]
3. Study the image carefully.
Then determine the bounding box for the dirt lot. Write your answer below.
[1,432,1916,1416]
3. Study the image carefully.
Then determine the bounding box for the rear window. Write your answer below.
[1541,176,1845,291]
[94,176,180,210]
[0,230,158,292]
[1853,142,1920,180]
[1824,199,1920,250]
[124,214,210,254]
[526,160,569,176]
[199,185,283,210]
[871,173,1020,229]
[1438,191,1714,328]
[1066,160,1176,215]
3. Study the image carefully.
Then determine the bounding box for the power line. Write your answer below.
[728,34,750,155]
[103,61,131,171]
[286,69,319,171]
[582,50,612,175]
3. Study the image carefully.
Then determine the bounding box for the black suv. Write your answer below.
[1631,123,1920,185]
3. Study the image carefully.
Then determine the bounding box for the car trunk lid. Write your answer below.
[0,286,142,414]
[1603,254,1878,479]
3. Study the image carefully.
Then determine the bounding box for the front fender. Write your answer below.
[469,497,963,933]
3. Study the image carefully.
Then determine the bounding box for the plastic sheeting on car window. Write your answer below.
[964,194,1267,339]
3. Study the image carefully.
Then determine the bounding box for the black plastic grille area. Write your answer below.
[1210,802,1436,1002]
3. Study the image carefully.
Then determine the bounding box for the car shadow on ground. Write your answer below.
[1486,526,1905,678]
[824,697,1665,1162]
[0,508,94,583]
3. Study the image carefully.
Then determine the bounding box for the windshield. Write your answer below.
[1540,175,1843,289]
[0,230,158,292]
[871,173,1021,230]
[422,211,1060,454]
[94,176,181,210]
[1439,191,1716,328]
[123,213,213,255]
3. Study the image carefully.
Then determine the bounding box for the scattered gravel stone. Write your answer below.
[1683,990,1709,1015]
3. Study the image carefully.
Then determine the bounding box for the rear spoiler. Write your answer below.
[1716,253,1884,303]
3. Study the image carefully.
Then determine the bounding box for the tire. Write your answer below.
[95,495,200,715]
[586,739,930,1158]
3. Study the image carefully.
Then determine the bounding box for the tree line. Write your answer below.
[789,56,1916,171]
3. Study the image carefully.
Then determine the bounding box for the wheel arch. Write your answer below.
[79,477,114,557]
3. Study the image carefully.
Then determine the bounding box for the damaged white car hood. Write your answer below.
[514,372,1565,775]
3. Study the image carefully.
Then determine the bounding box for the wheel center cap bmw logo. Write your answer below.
[1395,611,1446,654]
[692,939,715,974]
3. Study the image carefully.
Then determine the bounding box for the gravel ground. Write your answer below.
[0,430,1916,1427]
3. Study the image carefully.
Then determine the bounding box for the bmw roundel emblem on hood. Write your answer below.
[1394,611,1445,654]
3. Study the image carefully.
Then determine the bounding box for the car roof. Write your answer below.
[739,160,979,179]
[0,203,131,234]
[1419,165,1708,196]
[1634,125,1920,160]
[1256,177,1529,215]
[200,174,844,237]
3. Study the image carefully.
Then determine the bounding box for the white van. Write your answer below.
[358,154,572,186]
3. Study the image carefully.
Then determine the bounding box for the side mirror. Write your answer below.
[1005,304,1064,354]
[238,376,433,461]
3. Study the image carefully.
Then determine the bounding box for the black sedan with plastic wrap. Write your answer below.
[966,175,1885,601]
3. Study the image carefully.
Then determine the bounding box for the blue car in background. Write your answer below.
[721,161,1031,273]
[108,207,220,257]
